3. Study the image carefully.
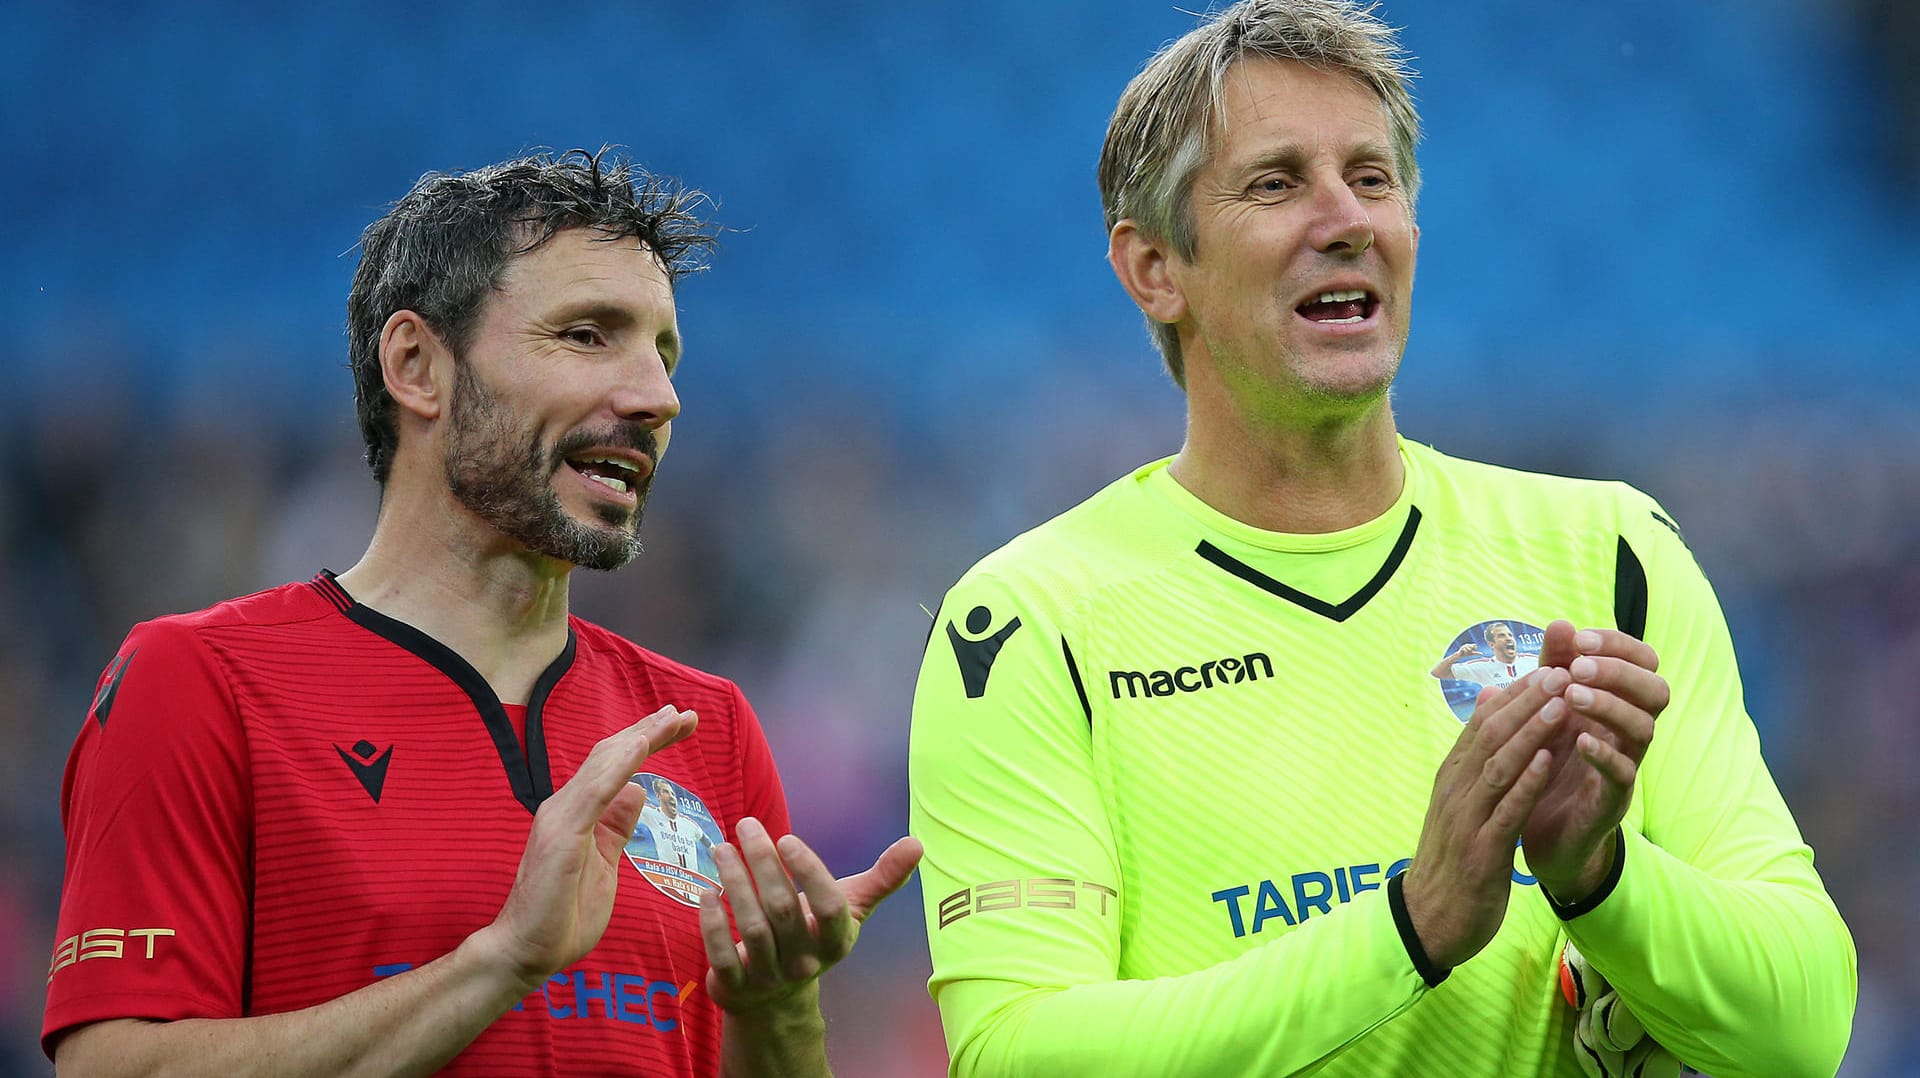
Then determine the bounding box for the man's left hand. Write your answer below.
[699,817,923,1013]
[1523,621,1669,903]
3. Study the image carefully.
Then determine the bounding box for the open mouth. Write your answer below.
[564,453,645,497]
[1295,288,1379,325]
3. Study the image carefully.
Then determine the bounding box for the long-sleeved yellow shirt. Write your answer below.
[909,439,1855,1077]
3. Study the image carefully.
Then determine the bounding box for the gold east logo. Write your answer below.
[48,927,176,983]
[937,878,1118,929]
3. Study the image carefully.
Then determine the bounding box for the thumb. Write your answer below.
[602,782,650,843]
[843,836,925,922]
[1537,619,1579,669]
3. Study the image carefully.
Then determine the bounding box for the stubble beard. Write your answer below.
[442,364,654,572]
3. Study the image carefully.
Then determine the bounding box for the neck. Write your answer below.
[336,474,574,706]
[1171,393,1403,534]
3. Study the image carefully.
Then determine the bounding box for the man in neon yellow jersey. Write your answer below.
[907,2,1856,1074]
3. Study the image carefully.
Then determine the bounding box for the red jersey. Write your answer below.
[44,573,791,1076]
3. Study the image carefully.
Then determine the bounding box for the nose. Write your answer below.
[1307,178,1374,255]
[612,346,681,430]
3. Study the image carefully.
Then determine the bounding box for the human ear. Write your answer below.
[1108,220,1188,326]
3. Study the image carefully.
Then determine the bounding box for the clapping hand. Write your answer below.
[1524,621,1669,904]
[699,819,923,1013]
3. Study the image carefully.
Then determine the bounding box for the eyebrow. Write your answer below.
[551,299,642,329]
[1237,139,1397,175]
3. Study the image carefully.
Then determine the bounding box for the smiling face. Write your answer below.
[1485,622,1518,663]
[440,228,682,571]
[1169,58,1417,422]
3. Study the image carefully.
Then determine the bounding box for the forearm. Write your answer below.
[55,927,538,1078]
[1565,829,1856,1078]
[946,889,1426,1078]
[719,985,829,1078]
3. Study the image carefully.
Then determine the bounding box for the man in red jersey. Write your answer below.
[44,149,921,1077]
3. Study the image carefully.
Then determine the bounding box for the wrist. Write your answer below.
[1388,871,1452,985]
[722,980,826,1034]
[719,983,829,1078]
[1540,826,1626,920]
[1540,830,1616,905]
[461,923,555,1001]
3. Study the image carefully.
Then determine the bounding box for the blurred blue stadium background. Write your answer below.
[4,1,1917,1074]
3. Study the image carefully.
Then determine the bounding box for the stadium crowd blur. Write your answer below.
[4,1,1918,1075]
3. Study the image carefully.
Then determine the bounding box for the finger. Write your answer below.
[1537,619,1580,669]
[712,839,781,987]
[585,707,698,801]
[779,833,856,965]
[1469,668,1570,760]
[842,836,925,923]
[699,886,746,994]
[1486,747,1553,839]
[539,708,692,838]
[1562,684,1656,759]
[735,818,816,982]
[1568,654,1670,721]
[1576,731,1639,788]
[601,782,650,847]
[1443,679,1540,791]
[604,707,698,805]
[626,705,698,765]
[1572,628,1660,674]
[1455,680,1523,760]
[1472,696,1566,816]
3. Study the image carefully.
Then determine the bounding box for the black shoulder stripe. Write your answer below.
[91,649,136,727]
[1650,511,1682,539]
[1614,536,1648,641]
[1062,637,1092,727]
[1196,506,1420,623]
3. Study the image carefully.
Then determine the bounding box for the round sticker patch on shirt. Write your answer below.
[1431,619,1547,722]
[623,773,724,906]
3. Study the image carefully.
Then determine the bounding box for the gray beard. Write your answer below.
[442,364,652,572]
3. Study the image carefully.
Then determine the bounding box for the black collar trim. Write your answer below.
[1194,506,1421,623]
[320,570,575,813]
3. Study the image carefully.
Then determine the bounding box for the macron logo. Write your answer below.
[336,740,394,803]
[1108,652,1273,699]
[946,605,1022,699]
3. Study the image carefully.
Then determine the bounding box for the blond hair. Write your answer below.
[1098,0,1420,385]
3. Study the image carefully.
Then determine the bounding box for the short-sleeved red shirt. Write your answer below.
[45,572,791,1076]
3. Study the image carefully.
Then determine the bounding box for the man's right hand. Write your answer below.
[1401,668,1569,971]
[478,705,699,992]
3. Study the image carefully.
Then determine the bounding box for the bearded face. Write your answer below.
[442,361,658,571]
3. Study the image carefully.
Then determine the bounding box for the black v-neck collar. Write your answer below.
[313,571,576,813]
[1193,506,1422,623]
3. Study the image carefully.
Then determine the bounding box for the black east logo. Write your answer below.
[946,605,1022,699]
[336,740,394,803]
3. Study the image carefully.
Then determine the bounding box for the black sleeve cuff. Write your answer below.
[1542,825,1627,921]
[1386,872,1450,987]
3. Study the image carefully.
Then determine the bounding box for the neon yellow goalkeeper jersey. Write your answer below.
[909,439,1854,1077]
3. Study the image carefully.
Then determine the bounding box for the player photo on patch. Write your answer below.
[1430,619,1547,722]
[623,773,724,907]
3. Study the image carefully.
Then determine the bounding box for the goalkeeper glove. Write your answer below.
[1558,940,1683,1078]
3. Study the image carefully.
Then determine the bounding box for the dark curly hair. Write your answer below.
[345,147,719,484]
